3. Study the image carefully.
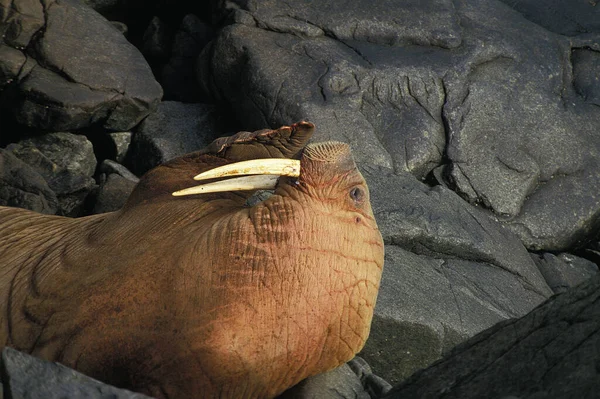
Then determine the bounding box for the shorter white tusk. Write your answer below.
[194,159,300,181]
[172,175,280,196]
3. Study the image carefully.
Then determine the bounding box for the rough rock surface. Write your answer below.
[383,272,600,399]
[126,101,222,175]
[280,357,391,399]
[0,347,388,399]
[0,148,58,214]
[360,166,553,383]
[161,14,213,102]
[7,132,97,216]
[203,0,600,251]
[531,252,598,294]
[0,0,162,132]
[0,347,152,399]
[499,0,600,36]
[91,173,137,214]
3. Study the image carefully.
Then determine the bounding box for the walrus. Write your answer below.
[0,122,384,398]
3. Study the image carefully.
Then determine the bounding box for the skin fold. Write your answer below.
[0,122,384,398]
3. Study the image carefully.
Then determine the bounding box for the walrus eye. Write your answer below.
[349,187,365,204]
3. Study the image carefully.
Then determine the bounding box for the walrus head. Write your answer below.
[2,122,383,398]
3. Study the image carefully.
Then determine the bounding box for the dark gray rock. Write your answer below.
[280,364,369,399]
[203,0,600,251]
[108,132,133,163]
[7,132,97,216]
[358,166,553,384]
[110,20,128,36]
[162,14,213,102]
[531,252,598,294]
[383,272,600,399]
[499,0,600,36]
[0,0,162,132]
[126,101,221,176]
[0,347,152,399]
[0,149,58,214]
[142,16,172,59]
[572,48,600,106]
[279,357,391,399]
[99,159,139,182]
[91,173,137,214]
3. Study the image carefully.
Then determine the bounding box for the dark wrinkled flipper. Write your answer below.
[123,122,314,207]
[200,121,314,161]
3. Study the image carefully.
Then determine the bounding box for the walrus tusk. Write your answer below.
[172,175,280,196]
[172,158,301,196]
[193,159,301,181]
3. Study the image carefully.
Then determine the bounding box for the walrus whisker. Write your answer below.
[172,175,280,196]
[194,159,300,181]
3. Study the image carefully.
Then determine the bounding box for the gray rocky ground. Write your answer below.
[0,0,599,397]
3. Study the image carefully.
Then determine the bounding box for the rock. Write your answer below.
[162,14,213,102]
[110,20,129,36]
[7,132,97,216]
[572,48,600,106]
[383,272,600,399]
[126,101,222,176]
[0,0,162,132]
[498,0,600,36]
[0,149,58,214]
[358,166,553,384]
[91,173,137,214]
[99,159,139,182]
[204,0,600,251]
[531,252,598,294]
[347,357,393,398]
[280,357,391,399]
[0,347,152,399]
[142,16,172,59]
[108,132,133,163]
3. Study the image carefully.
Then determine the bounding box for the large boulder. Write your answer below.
[7,132,98,216]
[0,347,152,399]
[360,166,553,383]
[383,272,600,399]
[0,149,58,214]
[202,0,600,251]
[126,101,222,176]
[0,0,162,132]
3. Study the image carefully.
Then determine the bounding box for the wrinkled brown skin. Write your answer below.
[0,122,384,398]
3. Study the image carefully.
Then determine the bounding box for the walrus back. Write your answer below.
[0,206,107,350]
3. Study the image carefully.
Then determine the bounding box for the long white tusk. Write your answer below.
[194,159,300,181]
[172,175,280,196]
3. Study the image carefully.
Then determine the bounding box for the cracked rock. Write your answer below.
[358,166,552,384]
[7,132,97,216]
[1,347,152,399]
[0,0,162,132]
[531,252,598,294]
[383,272,600,399]
[125,101,222,176]
[162,14,213,102]
[204,0,600,251]
[0,148,58,214]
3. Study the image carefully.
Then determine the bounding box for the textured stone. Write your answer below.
[126,101,222,176]
[7,132,97,216]
[0,0,162,132]
[91,173,137,214]
[531,252,598,294]
[0,149,58,214]
[358,166,552,384]
[383,273,600,399]
[0,347,152,399]
[162,14,213,102]
[204,0,600,251]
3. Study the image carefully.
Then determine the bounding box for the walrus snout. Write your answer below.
[302,141,351,163]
